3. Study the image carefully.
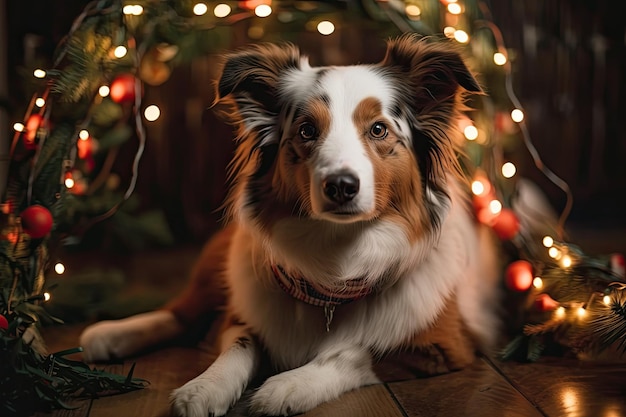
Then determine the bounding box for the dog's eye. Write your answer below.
[369,122,388,140]
[299,123,317,141]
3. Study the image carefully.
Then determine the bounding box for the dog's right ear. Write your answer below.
[216,43,302,120]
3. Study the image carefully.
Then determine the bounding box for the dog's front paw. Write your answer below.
[170,378,236,417]
[249,372,321,416]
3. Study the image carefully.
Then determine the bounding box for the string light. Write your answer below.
[511,108,524,122]
[193,3,208,16]
[471,180,485,196]
[501,162,516,178]
[453,30,469,44]
[123,5,144,15]
[255,4,272,17]
[114,46,128,58]
[447,3,462,14]
[98,85,110,97]
[543,236,554,247]
[576,306,587,318]
[464,125,478,140]
[317,21,335,35]
[493,52,507,66]
[488,199,502,215]
[79,129,89,140]
[561,254,572,268]
[548,247,560,259]
[213,3,231,17]
[443,26,456,38]
[33,69,46,78]
[13,122,25,132]
[35,98,46,107]
[54,262,65,274]
[533,277,543,289]
[43,292,51,302]
[144,104,161,122]
[555,306,566,318]
[603,295,611,305]
[405,5,421,18]
[64,173,75,189]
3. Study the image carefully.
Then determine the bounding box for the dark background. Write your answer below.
[4,0,626,246]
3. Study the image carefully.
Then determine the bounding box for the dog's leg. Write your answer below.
[170,324,259,417]
[249,345,379,416]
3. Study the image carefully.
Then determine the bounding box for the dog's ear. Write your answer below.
[381,34,482,114]
[216,43,302,119]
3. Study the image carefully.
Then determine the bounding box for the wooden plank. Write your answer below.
[387,357,544,417]
[302,384,404,417]
[494,357,626,417]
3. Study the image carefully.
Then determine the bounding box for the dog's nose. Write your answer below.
[323,173,360,204]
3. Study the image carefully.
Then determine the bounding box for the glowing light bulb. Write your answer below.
[99,85,110,97]
[543,236,554,247]
[447,3,462,14]
[43,292,51,302]
[548,247,560,259]
[603,295,611,305]
[13,122,25,132]
[577,306,586,318]
[561,255,572,268]
[493,52,507,66]
[511,108,524,122]
[317,21,335,35]
[555,306,565,318]
[471,180,485,196]
[65,177,75,189]
[501,162,516,178]
[533,277,543,289]
[489,199,502,215]
[443,27,456,38]
[35,98,45,107]
[255,4,272,17]
[33,69,46,78]
[54,262,65,274]
[79,129,89,140]
[144,104,161,122]
[114,46,128,58]
[454,30,469,44]
[123,5,143,15]
[214,3,231,17]
[193,3,208,15]
[464,125,478,140]
[405,5,421,17]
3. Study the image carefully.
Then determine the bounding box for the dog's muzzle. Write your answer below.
[322,171,360,204]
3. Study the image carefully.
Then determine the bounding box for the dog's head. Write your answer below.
[216,34,481,241]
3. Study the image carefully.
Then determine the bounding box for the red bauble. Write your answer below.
[0,314,8,330]
[491,208,520,240]
[505,260,534,292]
[20,204,53,239]
[533,294,559,312]
[24,114,43,148]
[110,74,136,103]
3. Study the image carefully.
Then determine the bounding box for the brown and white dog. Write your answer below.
[79,34,501,416]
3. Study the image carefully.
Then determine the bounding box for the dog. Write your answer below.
[79,34,501,417]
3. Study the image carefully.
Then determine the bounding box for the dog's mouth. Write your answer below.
[316,206,374,223]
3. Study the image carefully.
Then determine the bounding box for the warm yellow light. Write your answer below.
[603,295,611,305]
[471,180,485,196]
[493,52,507,66]
[443,26,456,38]
[79,129,89,140]
[43,292,51,302]
[511,108,524,122]
[501,162,516,178]
[454,30,469,44]
[577,306,586,318]
[13,122,25,132]
[144,104,161,122]
[114,46,128,58]
[464,125,478,140]
[489,199,502,215]
[213,3,231,17]
[123,5,144,15]
[542,236,554,247]
[33,69,46,78]
[35,98,45,107]
[317,21,335,35]
[561,255,572,268]
[548,247,560,259]
[447,3,462,14]
[193,3,208,15]
[555,306,565,318]
[532,277,543,289]
[65,177,75,189]
[255,4,272,17]
[405,5,421,17]
[54,262,65,274]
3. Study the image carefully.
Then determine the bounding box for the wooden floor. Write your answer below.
[33,225,626,417]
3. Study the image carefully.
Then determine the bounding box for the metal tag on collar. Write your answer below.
[324,304,335,332]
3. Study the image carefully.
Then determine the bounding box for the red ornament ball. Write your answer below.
[0,314,8,330]
[533,293,559,312]
[110,74,136,103]
[491,208,520,240]
[505,260,534,292]
[20,204,53,239]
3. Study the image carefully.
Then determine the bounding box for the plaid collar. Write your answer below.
[271,264,373,307]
